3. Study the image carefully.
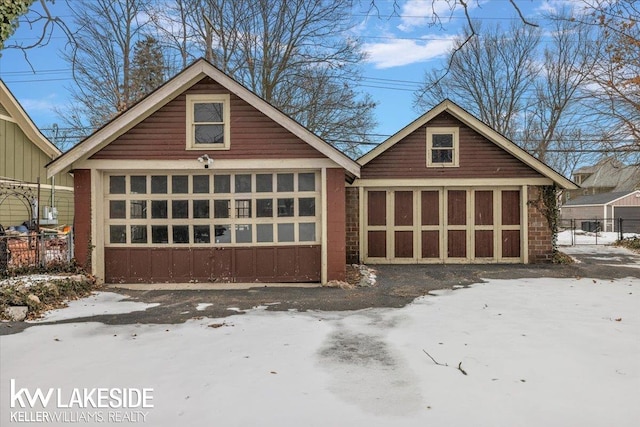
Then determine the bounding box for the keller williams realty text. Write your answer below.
[10,410,150,423]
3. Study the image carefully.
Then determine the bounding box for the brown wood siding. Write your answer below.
[104,245,321,283]
[361,112,544,179]
[91,77,326,160]
[73,170,91,269]
[447,230,466,258]
[502,230,521,258]
[326,168,346,281]
[394,191,413,226]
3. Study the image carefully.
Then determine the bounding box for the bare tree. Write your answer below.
[61,0,152,128]
[414,20,540,138]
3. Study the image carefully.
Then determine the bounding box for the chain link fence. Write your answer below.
[558,218,640,246]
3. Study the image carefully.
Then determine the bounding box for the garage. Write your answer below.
[363,187,523,263]
[47,60,358,284]
[348,100,577,265]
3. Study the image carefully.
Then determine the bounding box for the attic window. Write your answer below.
[427,127,459,167]
[186,94,230,150]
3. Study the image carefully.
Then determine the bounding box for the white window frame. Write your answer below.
[426,127,459,168]
[186,94,231,150]
[103,171,320,247]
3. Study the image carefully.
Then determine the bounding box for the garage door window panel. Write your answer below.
[105,172,319,247]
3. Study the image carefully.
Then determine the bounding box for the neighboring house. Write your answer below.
[560,190,640,233]
[567,157,640,201]
[346,100,577,265]
[47,59,358,284]
[0,80,74,228]
[46,60,577,285]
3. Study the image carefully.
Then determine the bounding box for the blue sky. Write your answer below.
[0,0,570,147]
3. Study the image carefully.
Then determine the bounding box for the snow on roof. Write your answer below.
[563,190,640,206]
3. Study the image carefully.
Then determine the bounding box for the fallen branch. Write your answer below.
[422,349,468,376]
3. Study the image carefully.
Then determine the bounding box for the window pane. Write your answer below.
[299,223,316,242]
[131,225,147,244]
[278,223,294,242]
[214,175,230,193]
[172,200,188,219]
[214,200,230,218]
[299,198,316,216]
[214,225,231,244]
[173,225,189,244]
[109,176,125,194]
[194,225,210,243]
[256,199,273,217]
[109,200,126,219]
[277,198,294,217]
[432,149,453,164]
[151,176,167,194]
[152,226,169,244]
[194,124,224,144]
[256,174,272,192]
[236,224,252,243]
[151,200,168,219]
[235,174,252,193]
[235,199,251,218]
[172,176,188,193]
[432,134,453,147]
[193,175,210,193]
[193,200,210,218]
[130,200,147,219]
[110,225,126,243]
[194,102,223,122]
[298,173,315,191]
[277,173,294,192]
[130,176,146,194]
[257,224,273,242]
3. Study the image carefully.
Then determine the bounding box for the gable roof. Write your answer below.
[563,190,640,207]
[46,58,360,178]
[358,99,577,189]
[0,79,61,159]
[577,157,640,192]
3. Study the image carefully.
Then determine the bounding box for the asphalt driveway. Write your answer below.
[2,244,639,335]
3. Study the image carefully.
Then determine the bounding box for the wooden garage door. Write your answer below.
[364,188,522,263]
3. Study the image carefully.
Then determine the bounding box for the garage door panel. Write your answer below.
[502,230,521,258]
[395,191,413,226]
[421,191,440,225]
[475,230,494,258]
[447,230,467,258]
[150,250,171,281]
[475,191,493,225]
[448,190,467,225]
[104,248,129,282]
[276,247,296,279]
[171,249,192,279]
[421,230,440,258]
[394,231,414,258]
[502,190,521,225]
[368,231,386,258]
[256,247,276,278]
[130,249,151,281]
[368,191,387,226]
[234,248,255,281]
[297,246,322,281]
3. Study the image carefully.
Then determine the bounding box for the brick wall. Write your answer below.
[73,169,92,270]
[345,186,359,264]
[527,185,554,263]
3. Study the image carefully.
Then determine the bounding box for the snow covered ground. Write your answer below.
[1,277,639,426]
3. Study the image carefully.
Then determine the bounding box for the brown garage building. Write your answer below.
[347,100,577,265]
[47,59,359,284]
[47,61,577,285]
